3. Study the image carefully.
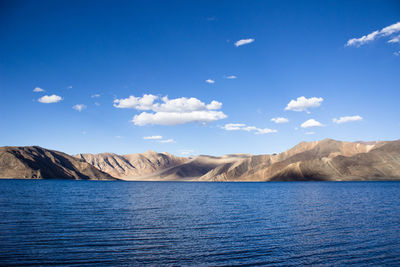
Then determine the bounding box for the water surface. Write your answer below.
[0,180,399,266]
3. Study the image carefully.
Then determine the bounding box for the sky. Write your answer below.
[0,0,399,156]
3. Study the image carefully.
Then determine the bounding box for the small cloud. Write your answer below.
[301,119,324,128]
[234,38,255,47]
[180,149,194,155]
[82,131,87,135]
[333,115,363,124]
[38,94,63,103]
[33,87,45,93]
[271,117,289,124]
[388,35,400,43]
[67,86,72,89]
[394,51,400,56]
[305,131,315,135]
[225,75,237,79]
[72,104,86,112]
[206,79,215,84]
[285,96,323,112]
[159,139,175,143]
[115,136,123,139]
[346,21,400,47]
[94,102,100,106]
[143,135,163,140]
[113,94,158,110]
[206,16,216,21]
[222,123,277,134]
[91,94,101,98]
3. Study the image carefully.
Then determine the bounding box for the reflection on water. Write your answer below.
[0,180,400,265]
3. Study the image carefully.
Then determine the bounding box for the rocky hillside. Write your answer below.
[75,150,188,179]
[0,146,116,180]
[200,139,400,181]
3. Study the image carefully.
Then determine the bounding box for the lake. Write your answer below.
[0,180,399,266]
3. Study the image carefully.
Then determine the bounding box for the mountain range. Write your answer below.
[1,139,399,181]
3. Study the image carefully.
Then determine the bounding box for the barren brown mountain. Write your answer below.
[0,146,116,180]
[75,151,188,179]
[1,139,399,181]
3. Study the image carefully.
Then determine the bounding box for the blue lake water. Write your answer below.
[0,180,400,266]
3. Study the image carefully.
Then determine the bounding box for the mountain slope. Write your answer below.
[200,139,399,181]
[0,146,116,180]
[76,151,188,179]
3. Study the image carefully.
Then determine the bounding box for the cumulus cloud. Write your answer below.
[333,115,363,124]
[133,111,226,126]
[301,119,324,128]
[285,96,323,112]
[346,21,400,47]
[72,104,86,112]
[222,123,277,134]
[38,94,63,103]
[113,94,158,110]
[234,38,255,47]
[271,117,289,124]
[91,94,101,98]
[33,87,45,92]
[112,94,227,126]
[143,135,163,140]
[205,79,215,84]
[225,75,237,79]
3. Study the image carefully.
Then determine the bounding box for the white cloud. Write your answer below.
[115,136,123,139]
[38,94,63,103]
[301,119,324,128]
[114,94,227,126]
[113,94,158,110]
[234,38,255,47]
[305,131,315,135]
[33,87,45,92]
[206,79,215,84]
[72,104,86,112]
[133,111,226,126]
[206,100,222,110]
[271,117,289,124]
[159,139,175,143]
[223,123,246,131]
[180,149,194,155]
[388,35,400,43]
[394,51,400,56]
[143,135,163,140]
[333,115,363,124]
[143,135,174,143]
[285,96,323,112]
[222,123,277,134]
[67,86,72,89]
[225,75,237,79]
[346,21,400,47]
[91,94,101,98]
[94,102,100,106]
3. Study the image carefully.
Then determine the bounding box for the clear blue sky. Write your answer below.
[1,0,399,156]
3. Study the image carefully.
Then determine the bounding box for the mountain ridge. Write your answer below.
[1,138,399,181]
